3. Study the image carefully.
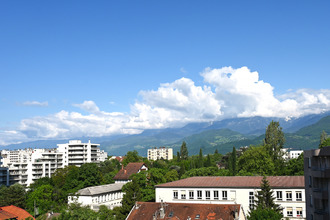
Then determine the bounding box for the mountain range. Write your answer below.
[2,112,330,157]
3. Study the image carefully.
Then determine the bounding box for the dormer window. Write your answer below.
[195,214,200,219]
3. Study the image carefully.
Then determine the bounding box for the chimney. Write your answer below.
[124,169,127,174]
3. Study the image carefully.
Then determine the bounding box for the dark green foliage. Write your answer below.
[27,184,56,216]
[238,146,275,176]
[180,141,189,160]
[0,184,26,208]
[77,163,104,189]
[228,147,237,176]
[319,131,330,148]
[181,167,218,179]
[122,150,142,166]
[248,208,283,220]
[283,153,304,176]
[254,177,281,211]
[198,148,204,168]
[264,121,285,160]
[121,177,142,215]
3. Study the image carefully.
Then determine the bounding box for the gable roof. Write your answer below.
[127,202,240,220]
[76,183,125,196]
[113,162,146,180]
[156,176,305,189]
[0,205,34,220]
[0,209,18,220]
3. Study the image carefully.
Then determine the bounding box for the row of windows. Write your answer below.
[173,190,228,200]
[276,191,303,201]
[286,207,303,217]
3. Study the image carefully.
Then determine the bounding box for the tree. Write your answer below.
[26,184,56,216]
[228,147,237,176]
[180,141,188,160]
[249,177,282,220]
[283,153,304,176]
[254,177,281,211]
[198,148,204,168]
[123,151,142,166]
[319,131,330,148]
[238,146,275,176]
[0,184,26,208]
[121,177,142,216]
[264,121,285,161]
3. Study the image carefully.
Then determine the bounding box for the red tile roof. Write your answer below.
[0,206,34,220]
[127,202,241,220]
[113,162,146,180]
[156,176,305,188]
[0,209,18,220]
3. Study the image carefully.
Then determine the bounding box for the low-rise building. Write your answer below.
[304,146,330,220]
[127,202,242,220]
[148,147,173,161]
[155,176,305,219]
[68,183,125,211]
[113,162,148,183]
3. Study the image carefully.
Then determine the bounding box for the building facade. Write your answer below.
[0,140,107,186]
[156,176,305,219]
[68,183,125,211]
[147,147,173,161]
[304,146,330,220]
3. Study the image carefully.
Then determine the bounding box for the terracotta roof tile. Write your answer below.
[156,176,304,188]
[0,205,34,220]
[127,202,241,220]
[113,162,146,180]
[0,209,18,220]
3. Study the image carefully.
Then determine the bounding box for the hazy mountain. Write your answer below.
[2,112,329,156]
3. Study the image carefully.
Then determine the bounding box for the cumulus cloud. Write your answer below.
[21,101,48,107]
[1,66,330,145]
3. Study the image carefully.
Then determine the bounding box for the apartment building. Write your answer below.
[156,176,306,219]
[147,147,173,161]
[0,140,107,186]
[304,146,330,220]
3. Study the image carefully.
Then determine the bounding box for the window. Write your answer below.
[296,207,303,217]
[222,191,228,200]
[214,191,219,200]
[308,157,311,168]
[286,207,293,217]
[181,190,186,199]
[197,190,202,199]
[249,192,254,210]
[286,191,292,201]
[276,191,282,200]
[296,191,302,201]
[189,191,194,199]
[205,191,210,200]
[309,176,312,187]
[173,191,178,199]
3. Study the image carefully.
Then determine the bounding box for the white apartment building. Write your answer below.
[155,176,306,220]
[148,147,173,161]
[0,140,107,186]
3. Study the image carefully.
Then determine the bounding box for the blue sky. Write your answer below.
[1,1,330,145]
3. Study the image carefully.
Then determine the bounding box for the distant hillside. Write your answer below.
[2,112,330,156]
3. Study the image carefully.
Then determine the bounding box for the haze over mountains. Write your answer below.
[2,112,330,156]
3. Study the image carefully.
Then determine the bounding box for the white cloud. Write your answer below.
[1,66,330,146]
[21,101,48,107]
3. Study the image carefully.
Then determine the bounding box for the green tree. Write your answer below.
[26,184,56,216]
[77,163,104,188]
[248,208,283,220]
[0,184,26,208]
[283,153,304,176]
[254,177,281,211]
[122,151,142,166]
[121,177,142,216]
[319,131,330,148]
[180,141,188,160]
[228,147,237,176]
[238,146,275,176]
[198,148,204,168]
[264,121,285,161]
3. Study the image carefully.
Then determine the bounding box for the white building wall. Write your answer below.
[156,187,306,219]
[148,147,173,160]
[0,140,107,186]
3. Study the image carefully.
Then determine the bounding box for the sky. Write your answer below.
[1,0,330,146]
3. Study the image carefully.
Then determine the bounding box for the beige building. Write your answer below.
[148,147,173,161]
[304,146,330,220]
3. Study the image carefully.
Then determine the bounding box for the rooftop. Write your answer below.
[0,205,34,220]
[113,162,147,180]
[127,202,240,220]
[76,183,125,196]
[156,176,305,189]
